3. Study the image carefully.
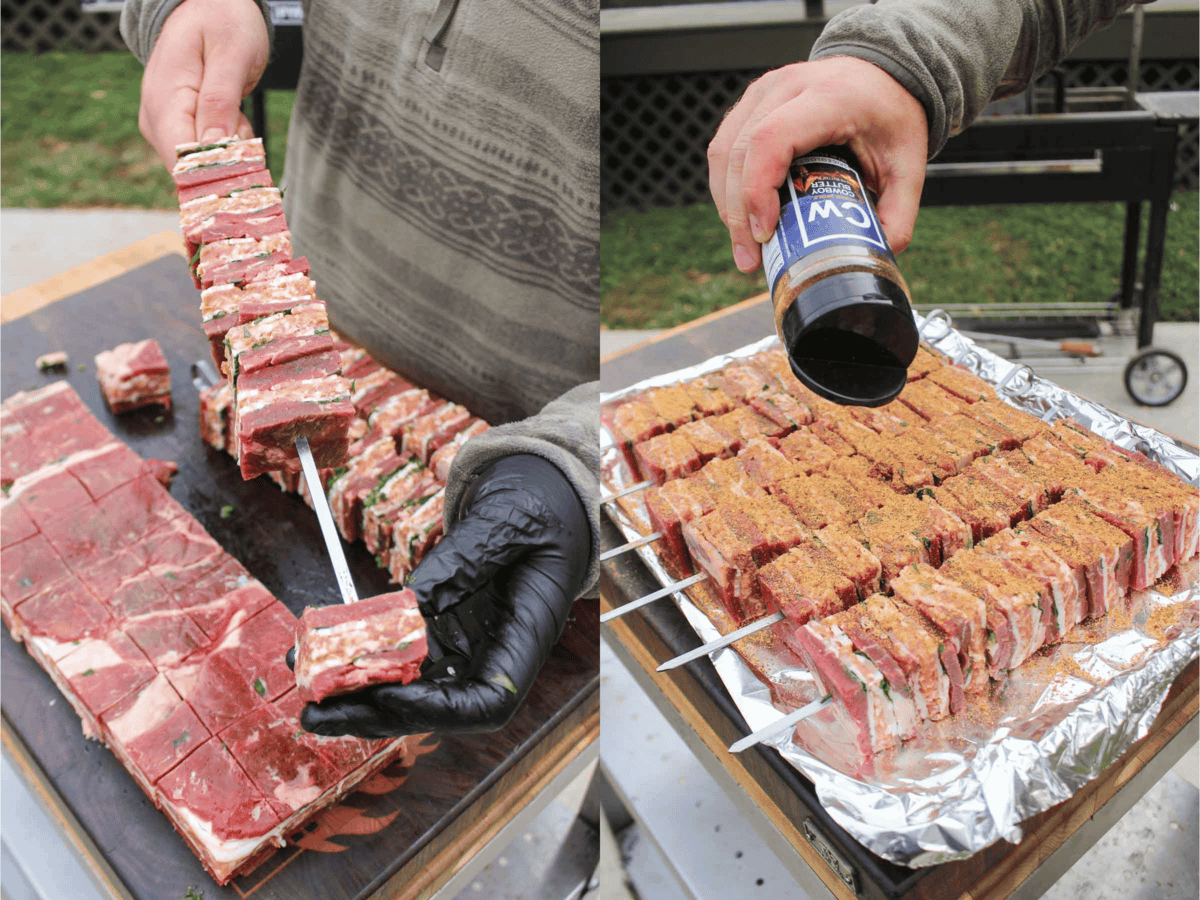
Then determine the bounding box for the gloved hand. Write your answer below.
[297,454,591,739]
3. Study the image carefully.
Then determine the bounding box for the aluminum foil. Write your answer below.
[599,313,1199,868]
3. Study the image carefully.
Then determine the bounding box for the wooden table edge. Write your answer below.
[599,581,1199,900]
[1,231,186,324]
[2,715,136,900]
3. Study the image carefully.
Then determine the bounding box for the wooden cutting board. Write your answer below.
[1,242,599,900]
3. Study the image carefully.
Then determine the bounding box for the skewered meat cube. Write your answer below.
[294,588,428,703]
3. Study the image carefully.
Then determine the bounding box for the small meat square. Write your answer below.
[172,136,267,188]
[94,339,172,414]
[100,673,210,792]
[234,370,355,480]
[219,705,342,811]
[295,588,428,703]
[155,738,290,885]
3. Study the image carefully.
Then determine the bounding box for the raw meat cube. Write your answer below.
[826,604,920,738]
[429,419,490,481]
[234,370,355,480]
[926,365,995,403]
[219,705,342,810]
[35,350,68,371]
[776,428,841,474]
[790,619,906,756]
[12,573,112,648]
[940,552,1048,673]
[736,439,800,489]
[294,589,428,703]
[1,533,71,604]
[385,489,446,584]
[223,302,331,380]
[643,477,716,580]
[368,388,441,437]
[906,345,947,380]
[94,474,187,547]
[171,136,267,187]
[94,339,172,414]
[1021,498,1133,618]
[0,499,38,550]
[176,167,274,204]
[360,459,438,555]
[891,564,989,696]
[673,416,736,466]
[143,516,225,588]
[860,593,953,721]
[155,738,290,885]
[272,689,394,777]
[681,506,766,623]
[633,432,701,486]
[123,607,211,670]
[167,600,296,733]
[397,402,475,465]
[10,464,92,531]
[65,442,149,500]
[180,577,272,642]
[642,383,699,428]
[976,528,1086,641]
[100,673,210,792]
[967,398,1048,446]
[680,376,736,418]
[748,391,811,430]
[106,569,178,620]
[198,382,234,451]
[896,378,966,422]
[758,542,856,635]
[58,629,157,730]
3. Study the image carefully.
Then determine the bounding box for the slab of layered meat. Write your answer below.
[294,588,427,703]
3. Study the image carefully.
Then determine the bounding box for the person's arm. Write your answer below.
[709,0,1147,273]
[297,382,600,738]
[121,0,272,169]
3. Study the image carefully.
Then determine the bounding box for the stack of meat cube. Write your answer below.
[603,343,1199,759]
[172,137,353,480]
[199,336,489,587]
[1,382,413,885]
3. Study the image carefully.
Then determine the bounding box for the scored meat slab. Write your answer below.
[0,382,415,885]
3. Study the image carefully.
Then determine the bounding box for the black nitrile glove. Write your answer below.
[298,454,591,739]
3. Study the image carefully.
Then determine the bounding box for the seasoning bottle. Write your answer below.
[762,146,919,407]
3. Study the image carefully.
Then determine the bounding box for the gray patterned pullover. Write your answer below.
[122,0,602,596]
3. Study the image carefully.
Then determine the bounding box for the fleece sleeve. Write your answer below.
[120,0,273,65]
[442,381,601,599]
[811,0,1148,158]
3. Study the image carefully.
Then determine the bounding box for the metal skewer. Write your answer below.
[656,612,784,671]
[599,531,662,562]
[728,695,833,754]
[600,479,653,504]
[599,573,706,623]
[296,435,360,605]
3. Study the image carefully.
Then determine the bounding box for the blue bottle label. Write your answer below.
[762,153,893,298]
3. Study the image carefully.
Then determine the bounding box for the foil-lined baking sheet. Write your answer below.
[599,313,1199,868]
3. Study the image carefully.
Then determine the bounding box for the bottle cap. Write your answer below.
[779,271,919,407]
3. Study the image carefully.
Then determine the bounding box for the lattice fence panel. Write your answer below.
[2,0,124,52]
[602,59,1200,212]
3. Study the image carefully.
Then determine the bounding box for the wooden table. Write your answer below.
[1,234,600,900]
[599,294,1198,900]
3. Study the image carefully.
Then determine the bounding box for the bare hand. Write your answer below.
[707,56,929,273]
[137,0,269,169]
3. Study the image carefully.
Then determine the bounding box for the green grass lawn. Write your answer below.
[1,50,294,209]
[602,194,1200,327]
